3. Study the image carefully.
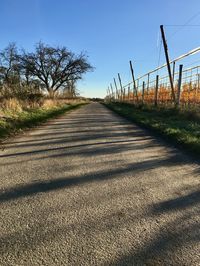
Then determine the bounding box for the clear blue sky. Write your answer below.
[1,0,200,98]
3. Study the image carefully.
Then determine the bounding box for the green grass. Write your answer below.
[105,102,200,157]
[0,103,86,141]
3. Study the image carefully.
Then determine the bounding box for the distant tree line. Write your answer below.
[89,97,103,102]
[0,42,93,99]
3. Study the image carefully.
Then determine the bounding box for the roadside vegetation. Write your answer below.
[105,102,200,157]
[0,99,87,141]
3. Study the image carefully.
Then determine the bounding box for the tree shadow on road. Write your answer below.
[110,189,200,265]
[1,103,199,264]
[0,152,184,203]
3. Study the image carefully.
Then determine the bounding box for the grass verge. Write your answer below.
[105,102,200,158]
[0,103,86,142]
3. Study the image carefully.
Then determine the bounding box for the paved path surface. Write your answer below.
[0,102,199,266]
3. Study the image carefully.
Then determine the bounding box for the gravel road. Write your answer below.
[0,102,199,266]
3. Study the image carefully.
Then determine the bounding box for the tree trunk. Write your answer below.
[49,88,55,98]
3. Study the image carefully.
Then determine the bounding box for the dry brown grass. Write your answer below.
[0,98,23,113]
[42,98,88,108]
[0,97,88,117]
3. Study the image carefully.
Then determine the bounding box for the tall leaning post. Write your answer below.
[129,60,139,103]
[160,25,176,104]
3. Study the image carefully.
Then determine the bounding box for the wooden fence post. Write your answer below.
[142,81,145,105]
[107,87,110,101]
[172,61,176,81]
[177,64,183,107]
[114,78,119,100]
[128,86,130,101]
[147,74,150,93]
[129,61,139,103]
[110,83,114,100]
[155,75,159,107]
[118,73,123,101]
[160,25,176,103]
[109,87,111,100]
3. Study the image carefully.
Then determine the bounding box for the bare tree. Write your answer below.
[20,42,93,97]
[0,43,20,86]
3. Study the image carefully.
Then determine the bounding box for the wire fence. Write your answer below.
[106,47,200,108]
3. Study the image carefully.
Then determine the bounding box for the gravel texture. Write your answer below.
[0,102,199,266]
